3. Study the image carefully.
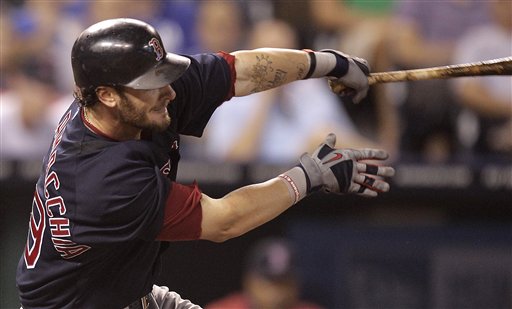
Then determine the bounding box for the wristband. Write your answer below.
[278,166,308,204]
[303,50,340,79]
[323,50,349,77]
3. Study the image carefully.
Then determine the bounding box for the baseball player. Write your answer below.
[16,18,394,308]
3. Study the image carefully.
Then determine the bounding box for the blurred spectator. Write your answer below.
[84,0,185,51]
[0,57,66,160]
[205,238,323,309]
[200,19,376,164]
[309,0,400,158]
[309,0,394,47]
[0,5,65,161]
[1,2,62,85]
[390,1,492,161]
[192,0,248,53]
[272,1,315,49]
[3,0,63,60]
[177,0,249,157]
[451,0,512,158]
[160,1,200,53]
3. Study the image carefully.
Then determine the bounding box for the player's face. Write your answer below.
[116,85,176,132]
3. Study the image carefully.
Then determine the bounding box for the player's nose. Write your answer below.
[160,85,176,102]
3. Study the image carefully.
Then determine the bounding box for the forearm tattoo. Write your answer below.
[296,63,307,80]
[250,54,289,93]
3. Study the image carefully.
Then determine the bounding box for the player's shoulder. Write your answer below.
[177,53,229,81]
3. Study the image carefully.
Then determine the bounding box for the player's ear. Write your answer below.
[95,86,117,108]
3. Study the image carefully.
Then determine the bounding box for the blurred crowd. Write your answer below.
[205,237,323,309]
[1,0,511,164]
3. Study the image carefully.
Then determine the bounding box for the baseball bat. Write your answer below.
[330,56,512,93]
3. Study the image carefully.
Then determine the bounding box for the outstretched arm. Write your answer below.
[199,133,395,242]
[231,48,370,103]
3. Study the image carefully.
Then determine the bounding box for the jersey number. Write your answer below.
[24,191,46,269]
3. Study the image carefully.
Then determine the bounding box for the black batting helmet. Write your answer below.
[71,18,190,92]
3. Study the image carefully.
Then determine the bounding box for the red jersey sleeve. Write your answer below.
[217,51,236,100]
[157,181,203,241]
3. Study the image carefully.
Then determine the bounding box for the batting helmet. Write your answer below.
[71,18,190,91]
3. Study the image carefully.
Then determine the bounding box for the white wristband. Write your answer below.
[278,166,308,204]
[305,51,338,79]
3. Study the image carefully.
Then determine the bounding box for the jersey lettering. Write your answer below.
[44,171,60,198]
[23,110,91,268]
[46,196,66,217]
[49,218,71,237]
[46,151,57,174]
[51,238,91,259]
[160,159,171,175]
[55,111,71,136]
[46,111,71,175]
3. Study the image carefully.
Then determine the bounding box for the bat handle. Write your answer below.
[368,75,378,85]
[328,75,377,94]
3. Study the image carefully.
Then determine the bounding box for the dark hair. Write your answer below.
[73,85,98,107]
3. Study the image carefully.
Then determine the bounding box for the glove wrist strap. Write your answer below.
[278,166,308,204]
[322,50,349,77]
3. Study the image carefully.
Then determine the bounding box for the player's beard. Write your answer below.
[117,92,171,132]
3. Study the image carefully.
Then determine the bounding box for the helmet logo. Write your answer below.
[149,38,164,61]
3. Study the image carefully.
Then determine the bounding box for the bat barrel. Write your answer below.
[368,56,512,85]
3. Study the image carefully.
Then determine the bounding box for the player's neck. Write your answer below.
[83,106,141,141]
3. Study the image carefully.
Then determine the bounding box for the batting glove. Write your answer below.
[321,49,370,104]
[279,133,394,203]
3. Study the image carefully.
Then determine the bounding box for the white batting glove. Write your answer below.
[321,49,370,104]
[279,133,394,202]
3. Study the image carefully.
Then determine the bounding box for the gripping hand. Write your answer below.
[299,133,394,197]
[321,49,370,103]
